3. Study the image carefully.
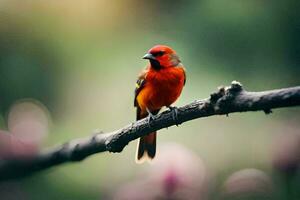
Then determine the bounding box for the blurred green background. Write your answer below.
[0,0,299,199]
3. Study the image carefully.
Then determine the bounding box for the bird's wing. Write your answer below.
[134,68,148,107]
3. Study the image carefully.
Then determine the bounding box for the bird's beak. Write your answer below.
[142,53,156,60]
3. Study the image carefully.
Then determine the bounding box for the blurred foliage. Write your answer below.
[0,12,63,116]
[0,0,299,200]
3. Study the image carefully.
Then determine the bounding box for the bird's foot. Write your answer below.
[168,106,180,126]
[146,108,156,128]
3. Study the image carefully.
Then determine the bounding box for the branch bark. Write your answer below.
[1,81,300,180]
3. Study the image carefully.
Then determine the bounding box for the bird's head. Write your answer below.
[143,45,181,70]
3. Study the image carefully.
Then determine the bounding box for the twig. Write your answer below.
[0,81,300,180]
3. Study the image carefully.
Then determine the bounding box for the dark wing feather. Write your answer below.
[134,77,145,120]
[134,69,148,107]
[134,78,145,108]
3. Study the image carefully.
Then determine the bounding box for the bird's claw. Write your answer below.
[146,108,156,128]
[168,106,179,126]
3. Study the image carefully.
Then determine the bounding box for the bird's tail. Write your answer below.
[135,106,157,163]
[136,132,156,163]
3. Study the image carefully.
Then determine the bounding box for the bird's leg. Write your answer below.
[167,106,179,126]
[146,107,156,127]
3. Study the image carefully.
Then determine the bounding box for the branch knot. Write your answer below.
[229,80,243,92]
[213,81,243,113]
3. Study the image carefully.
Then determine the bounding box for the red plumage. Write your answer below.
[134,45,186,163]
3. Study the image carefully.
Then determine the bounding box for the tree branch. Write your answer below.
[1,81,300,180]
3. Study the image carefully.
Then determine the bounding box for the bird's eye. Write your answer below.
[152,51,165,57]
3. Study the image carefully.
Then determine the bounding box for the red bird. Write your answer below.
[134,45,186,163]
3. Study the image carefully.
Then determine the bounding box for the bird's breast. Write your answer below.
[140,67,185,110]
